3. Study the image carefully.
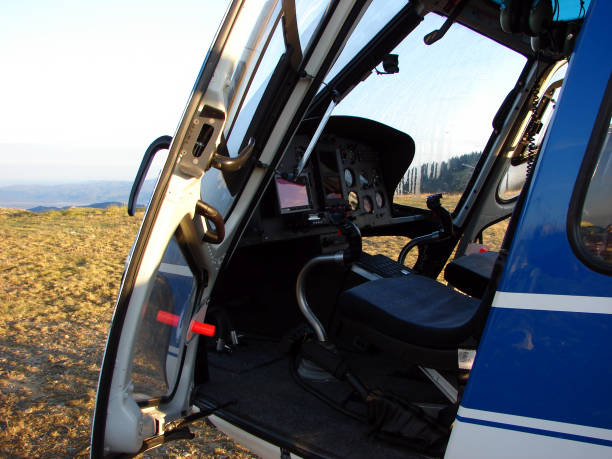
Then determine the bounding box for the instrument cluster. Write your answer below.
[241,116,414,247]
[272,132,392,228]
[336,143,390,226]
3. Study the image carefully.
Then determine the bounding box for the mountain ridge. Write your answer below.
[0,180,155,209]
[27,202,126,213]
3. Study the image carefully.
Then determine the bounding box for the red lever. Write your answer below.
[190,321,216,337]
[155,311,216,337]
[156,310,179,327]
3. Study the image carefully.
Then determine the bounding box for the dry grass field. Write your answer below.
[365,194,508,270]
[0,196,507,457]
[0,207,253,458]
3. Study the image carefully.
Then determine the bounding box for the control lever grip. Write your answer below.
[426,194,453,237]
[337,220,362,264]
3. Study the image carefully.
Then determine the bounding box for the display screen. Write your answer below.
[275,176,311,213]
[323,176,343,200]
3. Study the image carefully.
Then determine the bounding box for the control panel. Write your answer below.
[240,116,415,247]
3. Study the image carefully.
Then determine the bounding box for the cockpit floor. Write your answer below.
[196,336,446,458]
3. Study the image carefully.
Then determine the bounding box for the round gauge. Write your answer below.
[341,147,356,163]
[360,170,369,188]
[363,196,373,213]
[375,191,385,208]
[344,168,354,187]
[372,169,381,186]
[348,191,359,211]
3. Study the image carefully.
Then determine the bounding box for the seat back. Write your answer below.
[444,251,498,298]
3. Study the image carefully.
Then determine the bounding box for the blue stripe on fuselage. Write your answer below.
[463,307,612,430]
[455,415,612,448]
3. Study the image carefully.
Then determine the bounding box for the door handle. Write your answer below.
[127,135,172,216]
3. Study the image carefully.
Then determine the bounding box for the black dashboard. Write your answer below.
[240,116,416,247]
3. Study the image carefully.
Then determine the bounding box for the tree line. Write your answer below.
[398,151,481,195]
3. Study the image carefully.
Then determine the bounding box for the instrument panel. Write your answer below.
[241,116,415,247]
[274,132,392,227]
[334,141,390,223]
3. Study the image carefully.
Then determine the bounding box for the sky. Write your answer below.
[333,12,526,169]
[0,0,530,187]
[0,0,230,185]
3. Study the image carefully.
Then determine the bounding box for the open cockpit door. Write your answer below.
[92,0,424,454]
[91,0,288,454]
[91,167,224,456]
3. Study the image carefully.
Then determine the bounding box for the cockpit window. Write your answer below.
[498,64,567,202]
[570,80,612,272]
[200,0,333,219]
[295,0,331,54]
[322,0,408,84]
[332,13,526,210]
[201,3,286,218]
[131,236,196,400]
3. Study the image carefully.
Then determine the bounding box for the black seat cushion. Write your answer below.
[444,251,498,298]
[338,275,480,349]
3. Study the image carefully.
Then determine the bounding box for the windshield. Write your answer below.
[202,2,529,217]
[324,0,408,83]
[332,13,526,209]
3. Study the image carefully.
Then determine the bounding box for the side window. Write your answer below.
[498,65,567,202]
[570,81,612,273]
[295,0,330,53]
[497,161,528,201]
[131,236,197,400]
[201,14,285,219]
[577,118,612,265]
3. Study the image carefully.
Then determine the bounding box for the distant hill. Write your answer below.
[27,202,125,213]
[0,180,155,209]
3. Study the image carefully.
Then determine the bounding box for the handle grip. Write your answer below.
[195,200,225,244]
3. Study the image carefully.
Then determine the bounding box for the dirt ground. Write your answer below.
[0,197,507,457]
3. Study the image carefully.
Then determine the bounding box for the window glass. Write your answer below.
[295,0,330,53]
[222,1,280,138]
[226,26,285,157]
[478,218,510,253]
[131,237,196,400]
[332,14,527,210]
[323,0,407,84]
[202,15,285,218]
[578,115,612,265]
[498,162,528,201]
[498,64,567,201]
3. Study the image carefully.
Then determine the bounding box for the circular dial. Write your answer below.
[372,169,381,186]
[341,147,356,163]
[348,191,359,211]
[360,170,369,188]
[363,196,373,213]
[344,168,354,188]
[375,191,385,208]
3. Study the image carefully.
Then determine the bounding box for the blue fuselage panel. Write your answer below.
[459,0,612,448]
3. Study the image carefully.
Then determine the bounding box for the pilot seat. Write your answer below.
[336,266,492,370]
[336,197,499,371]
